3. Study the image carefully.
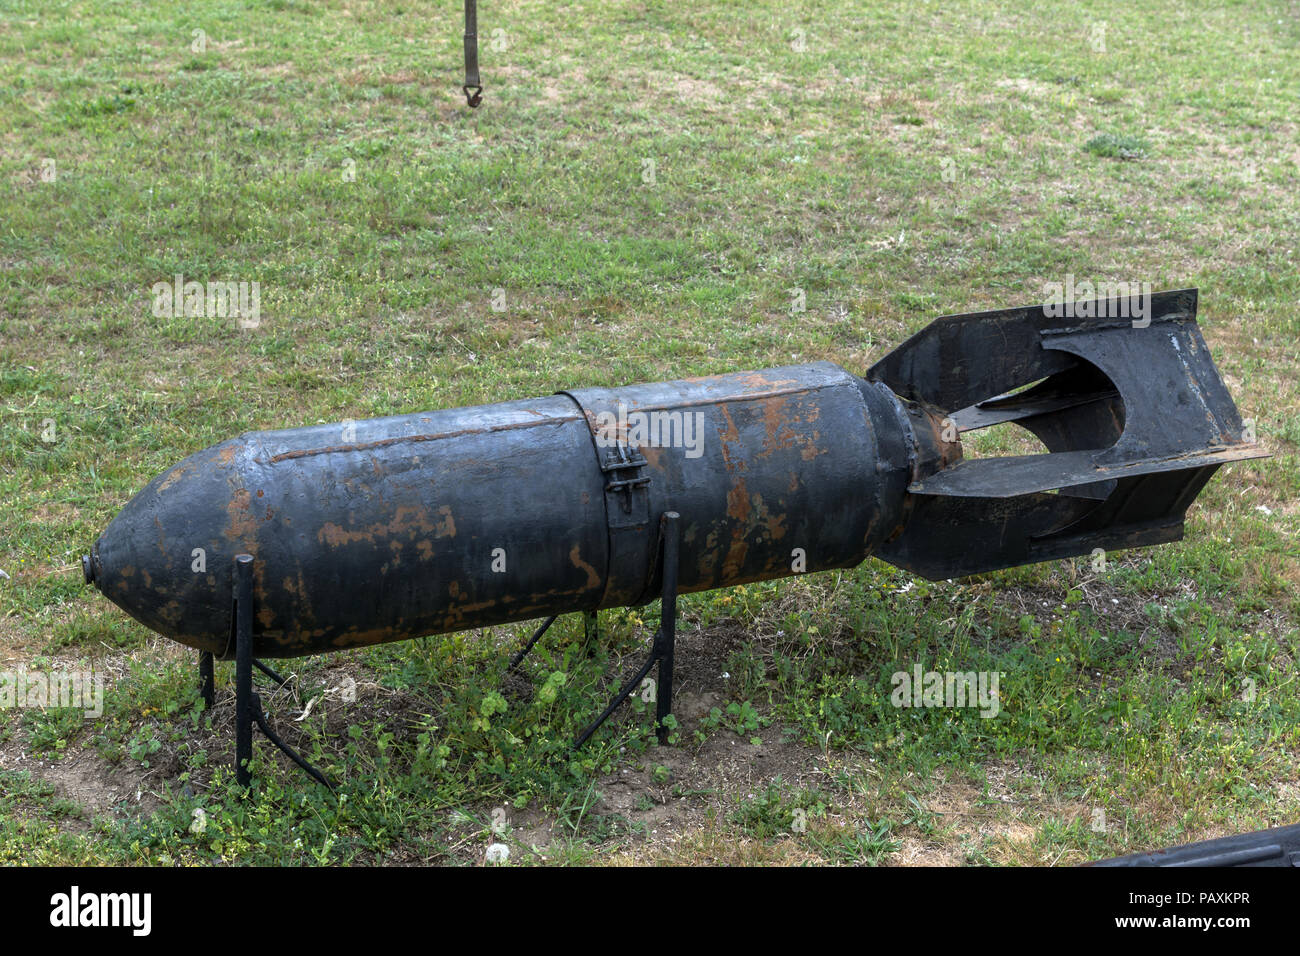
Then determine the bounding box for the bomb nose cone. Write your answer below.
[92,435,259,656]
[82,553,95,585]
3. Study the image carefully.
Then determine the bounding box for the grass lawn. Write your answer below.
[0,0,1297,865]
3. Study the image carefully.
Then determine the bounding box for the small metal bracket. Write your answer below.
[598,441,650,523]
[556,388,661,608]
[596,440,655,606]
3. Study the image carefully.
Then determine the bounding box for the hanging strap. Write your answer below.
[462,0,483,107]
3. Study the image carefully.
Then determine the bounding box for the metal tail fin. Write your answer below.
[868,288,1267,580]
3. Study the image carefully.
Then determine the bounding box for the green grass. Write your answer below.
[1,0,1297,865]
[1082,132,1150,161]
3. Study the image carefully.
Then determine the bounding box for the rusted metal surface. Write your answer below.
[85,289,1266,658]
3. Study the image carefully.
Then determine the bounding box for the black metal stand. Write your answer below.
[199,650,214,711]
[201,514,680,788]
[574,511,680,748]
[233,554,253,786]
[199,554,333,791]
[503,514,681,746]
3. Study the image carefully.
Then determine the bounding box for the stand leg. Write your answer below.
[654,512,679,743]
[254,658,290,688]
[507,614,558,672]
[199,651,214,711]
[233,554,254,788]
[580,609,600,660]
[573,512,680,748]
[228,553,332,791]
[249,691,333,789]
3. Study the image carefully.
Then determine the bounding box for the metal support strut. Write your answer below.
[199,650,214,711]
[199,555,333,791]
[574,511,680,748]
[507,614,559,673]
[507,610,600,673]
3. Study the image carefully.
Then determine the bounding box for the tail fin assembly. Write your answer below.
[868,288,1267,579]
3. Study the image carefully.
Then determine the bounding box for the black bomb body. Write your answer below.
[84,290,1264,660]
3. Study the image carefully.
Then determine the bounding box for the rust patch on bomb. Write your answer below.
[721,478,752,579]
[225,488,260,544]
[757,395,802,458]
[716,405,744,470]
[724,370,801,390]
[725,477,752,524]
[765,506,788,541]
[156,461,195,493]
[317,504,450,548]
[569,544,601,589]
[157,600,183,627]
